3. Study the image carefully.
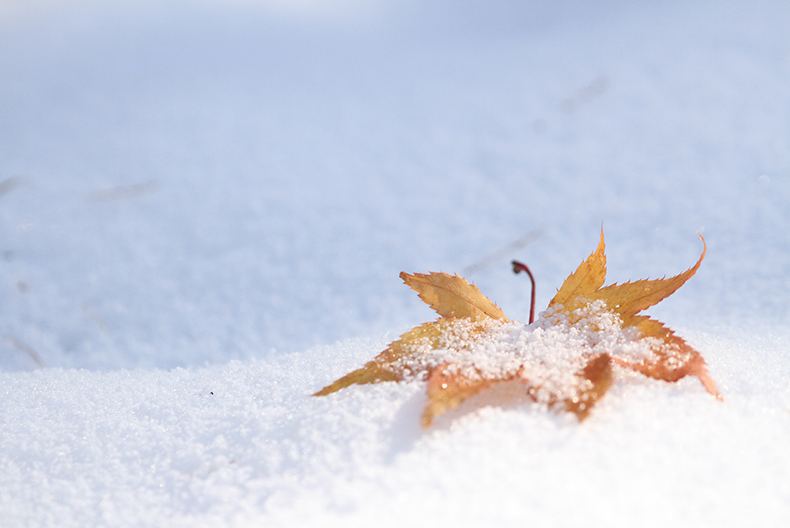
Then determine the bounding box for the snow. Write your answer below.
[1,0,790,526]
[376,300,679,412]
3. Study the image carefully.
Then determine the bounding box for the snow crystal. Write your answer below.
[388,300,661,408]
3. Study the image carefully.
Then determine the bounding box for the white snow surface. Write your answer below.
[2,0,790,526]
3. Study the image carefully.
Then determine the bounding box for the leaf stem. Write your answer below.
[512,261,536,324]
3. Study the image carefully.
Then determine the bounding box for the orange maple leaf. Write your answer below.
[314,231,719,427]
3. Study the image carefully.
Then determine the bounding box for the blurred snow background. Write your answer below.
[1,0,789,526]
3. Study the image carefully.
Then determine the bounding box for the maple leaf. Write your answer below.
[314,231,719,427]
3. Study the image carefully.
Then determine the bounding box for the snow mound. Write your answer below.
[387,302,669,408]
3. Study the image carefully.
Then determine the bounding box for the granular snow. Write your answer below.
[385,301,673,409]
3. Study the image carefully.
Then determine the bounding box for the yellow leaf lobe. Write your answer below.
[400,271,509,321]
[549,230,606,311]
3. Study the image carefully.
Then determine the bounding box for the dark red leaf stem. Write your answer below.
[512,261,536,324]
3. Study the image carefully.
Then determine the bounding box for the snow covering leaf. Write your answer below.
[314,231,720,427]
[313,321,444,396]
[614,315,720,397]
[551,232,720,399]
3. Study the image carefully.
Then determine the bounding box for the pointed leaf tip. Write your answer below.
[590,234,706,319]
[549,230,607,309]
